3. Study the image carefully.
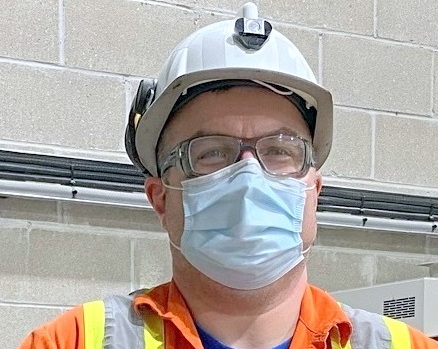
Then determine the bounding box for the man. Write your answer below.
[19,2,437,349]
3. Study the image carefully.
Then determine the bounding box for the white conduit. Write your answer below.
[0,179,151,209]
[317,211,437,235]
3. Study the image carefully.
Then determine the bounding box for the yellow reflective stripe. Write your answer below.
[383,316,411,349]
[331,303,352,349]
[331,336,352,349]
[83,300,105,349]
[344,340,352,349]
[143,310,165,349]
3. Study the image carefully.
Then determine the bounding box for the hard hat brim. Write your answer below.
[135,68,333,177]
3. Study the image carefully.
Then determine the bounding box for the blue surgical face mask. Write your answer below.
[164,158,314,290]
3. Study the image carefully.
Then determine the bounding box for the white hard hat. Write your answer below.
[125,2,333,177]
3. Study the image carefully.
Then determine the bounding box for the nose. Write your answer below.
[240,149,257,160]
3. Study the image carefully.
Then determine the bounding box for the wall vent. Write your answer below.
[383,297,416,319]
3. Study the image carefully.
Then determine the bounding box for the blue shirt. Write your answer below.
[196,323,291,349]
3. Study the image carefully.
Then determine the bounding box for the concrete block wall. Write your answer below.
[0,197,172,348]
[0,0,437,346]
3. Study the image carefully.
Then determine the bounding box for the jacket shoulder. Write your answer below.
[18,304,85,349]
[341,304,438,348]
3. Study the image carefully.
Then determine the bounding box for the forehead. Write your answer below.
[162,86,312,148]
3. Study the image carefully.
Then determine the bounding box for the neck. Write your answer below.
[175,262,308,349]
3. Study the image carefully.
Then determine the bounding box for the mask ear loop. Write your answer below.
[302,183,316,257]
[169,237,182,251]
[302,244,312,256]
[161,178,184,249]
[304,184,316,191]
[161,178,184,191]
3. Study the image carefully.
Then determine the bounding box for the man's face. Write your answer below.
[146,86,322,287]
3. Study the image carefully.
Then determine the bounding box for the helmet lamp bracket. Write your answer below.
[234,18,272,50]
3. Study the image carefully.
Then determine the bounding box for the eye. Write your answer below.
[191,145,236,174]
[197,148,229,162]
[256,137,306,175]
[261,146,295,157]
[187,136,241,175]
[259,146,300,161]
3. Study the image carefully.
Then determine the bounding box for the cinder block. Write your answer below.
[374,114,438,187]
[0,0,58,63]
[0,227,132,305]
[274,25,319,76]
[321,107,372,178]
[375,253,431,285]
[307,247,375,291]
[0,63,126,152]
[260,0,373,35]
[0,197,58,223]
[0,228,27,275]
[61,202,163,232]
[27,228,131,282]
[134,235,172,289]
[316,226,429,254]
[0,224,134,305]
[0,274,132,307]
[64,0,226,77]
[426,235,438,256]
[322,34,432,115]
[377,0,438,47]
[0,305,61,349]
[0,273,131,306]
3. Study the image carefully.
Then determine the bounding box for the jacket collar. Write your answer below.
[133,281,352,348]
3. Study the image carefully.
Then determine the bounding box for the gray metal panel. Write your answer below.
[332,277,438,337]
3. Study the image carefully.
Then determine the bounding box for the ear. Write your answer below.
[314,171,323,196]
[145,177,166,226]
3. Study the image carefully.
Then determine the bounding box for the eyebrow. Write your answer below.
[189,127,303,140]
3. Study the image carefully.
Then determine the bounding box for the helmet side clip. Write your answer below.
[125,78,158,176]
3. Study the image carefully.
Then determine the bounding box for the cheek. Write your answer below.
[164,190,185,244]
[301,190,318,245]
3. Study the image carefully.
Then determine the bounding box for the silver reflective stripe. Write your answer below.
[341,304,392,349]
[103,295,145,349]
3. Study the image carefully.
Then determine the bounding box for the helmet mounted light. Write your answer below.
[234,3,272,50]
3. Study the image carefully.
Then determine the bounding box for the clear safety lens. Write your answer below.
[188,134,307,176]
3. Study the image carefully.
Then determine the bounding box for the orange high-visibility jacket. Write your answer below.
[19,282,438,349]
